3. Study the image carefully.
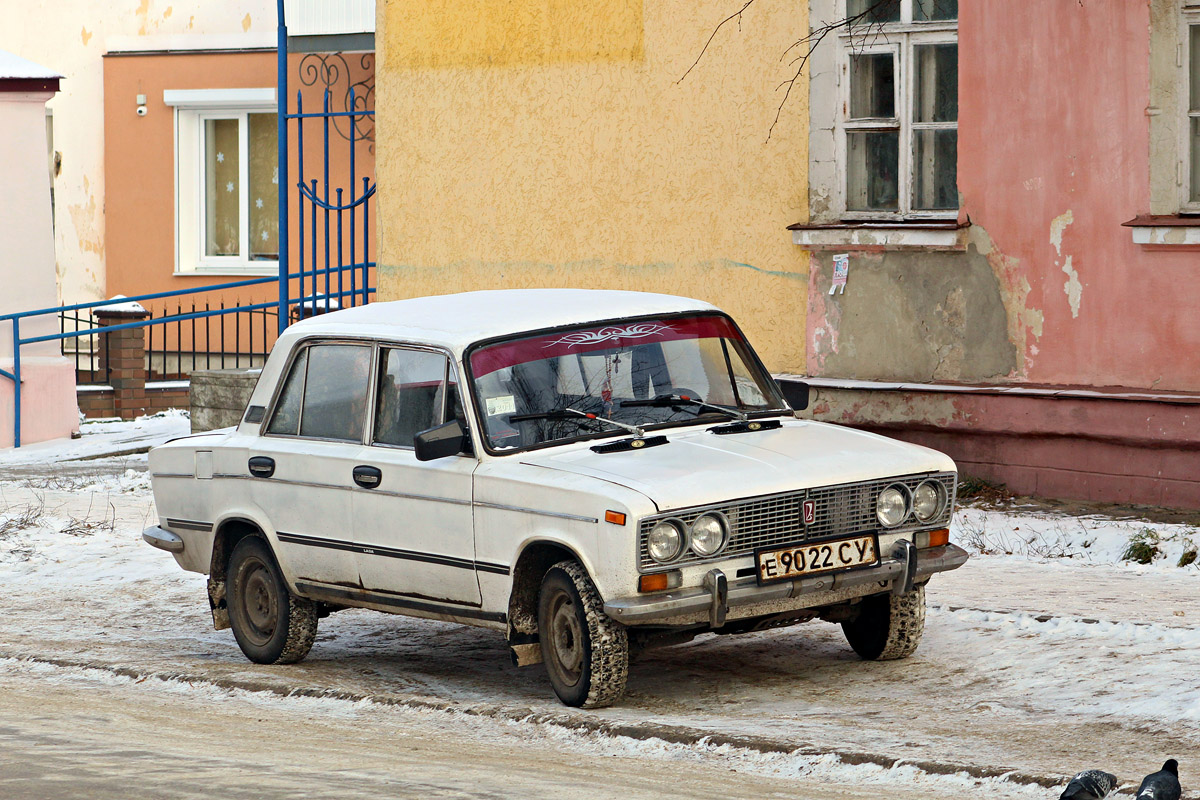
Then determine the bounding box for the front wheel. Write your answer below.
[227,535,318,664]
[841,584,925,661]
[537,561,629,708]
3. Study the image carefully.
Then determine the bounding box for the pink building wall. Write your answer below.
[797,0,1200,508]
[0,55,80,448]
[959,0,1199,391]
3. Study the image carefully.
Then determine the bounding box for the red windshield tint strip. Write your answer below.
[470,316,741,377]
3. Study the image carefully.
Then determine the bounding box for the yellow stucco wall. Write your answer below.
[375,0,809,371]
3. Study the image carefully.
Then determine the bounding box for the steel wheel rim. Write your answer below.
[547,591,584,686]
[240,558,279,645]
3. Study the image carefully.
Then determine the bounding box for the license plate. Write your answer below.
[755,533,880,585]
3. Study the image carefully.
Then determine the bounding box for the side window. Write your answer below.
[373,348,449,447]
[299,345,372,440]
[265,348,308,436]
[265,343,372,441]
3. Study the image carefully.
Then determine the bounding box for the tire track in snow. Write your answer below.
[0,649,1069,796]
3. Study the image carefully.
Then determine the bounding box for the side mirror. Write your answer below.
[414,419,470,461]
[776,380,810,411]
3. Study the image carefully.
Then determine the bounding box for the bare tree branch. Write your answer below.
[679,0,911,142]
[766,1,898,140]
[677,0,758,86]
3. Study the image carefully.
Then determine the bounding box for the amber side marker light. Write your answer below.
[605,510,627,525]
[638,571,682,593]
[926,528,950,548]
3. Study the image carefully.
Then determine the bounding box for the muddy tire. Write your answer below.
[537,560,629,708]
[227,535,317,665]
[841,584,925,661]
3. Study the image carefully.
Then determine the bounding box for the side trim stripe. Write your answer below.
[472,501,599,524]
[196,472,596,523]
[295,582,507,623]
[165,518,214,532]
[277,531,510,576]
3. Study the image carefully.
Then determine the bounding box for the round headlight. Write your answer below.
[913,481,943,522]
[647,520,685,563]
[690,513,728,557]
[876,485,909,528]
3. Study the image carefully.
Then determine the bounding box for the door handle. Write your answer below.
[248,456,275,478]
[353,465,382,489]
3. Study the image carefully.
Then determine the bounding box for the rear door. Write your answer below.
[350,346,481,606]
[250,340,373,587]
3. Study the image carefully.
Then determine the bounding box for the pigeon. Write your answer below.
[1060,769,1119,800]
[1136,759,1181,800]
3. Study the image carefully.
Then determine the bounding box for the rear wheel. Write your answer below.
[537,560,629,708]
[227,535,317,664]
[841,584,925,661]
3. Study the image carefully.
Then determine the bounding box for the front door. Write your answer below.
[351,346,481,606]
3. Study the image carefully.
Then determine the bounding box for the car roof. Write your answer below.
[285,289,722,354]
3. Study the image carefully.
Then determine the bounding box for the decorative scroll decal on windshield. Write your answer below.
[544,323,672,349]
[470,315,742,378]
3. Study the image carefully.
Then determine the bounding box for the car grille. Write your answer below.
[637,472,957,571]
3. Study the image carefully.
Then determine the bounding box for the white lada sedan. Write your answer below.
[144,289,967,708]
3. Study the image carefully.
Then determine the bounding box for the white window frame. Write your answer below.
[164,88,277,275]
[1181,7,1200,213]
[835,1,957,221]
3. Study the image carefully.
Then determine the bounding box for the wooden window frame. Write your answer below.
[836,1,958,221]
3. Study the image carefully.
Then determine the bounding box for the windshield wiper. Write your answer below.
[621,394,747,422]
[508,407,646,438]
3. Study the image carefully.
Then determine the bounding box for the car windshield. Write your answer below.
[467,314,788,451]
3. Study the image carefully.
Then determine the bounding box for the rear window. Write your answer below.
[266,342,372,441]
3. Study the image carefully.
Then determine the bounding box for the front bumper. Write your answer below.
[603,543,968,625]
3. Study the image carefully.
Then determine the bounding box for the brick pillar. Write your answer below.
[94,307,150,420]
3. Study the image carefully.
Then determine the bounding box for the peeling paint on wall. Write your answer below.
[136,0,152,35]
[67,176,103,257]
[1049,209,1073,255]
[971,223,1042,377]
[1049,210,1082,319]
[242,13,252,32]
[80,27,93,46]
[805,230,1019,383]
[1062,256,1082,318]
[807,251,841,373]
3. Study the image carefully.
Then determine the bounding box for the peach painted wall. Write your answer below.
[104,50,375,349]
[3,1,278,309]
[958,0,1200,392]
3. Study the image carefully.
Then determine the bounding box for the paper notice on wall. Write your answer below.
[829,254,849,295]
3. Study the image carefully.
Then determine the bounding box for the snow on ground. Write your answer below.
[0,410,191,467]
[1,420,1198,796]
[952,503,1200,572]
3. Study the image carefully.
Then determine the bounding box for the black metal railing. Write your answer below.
[144,300,278,381]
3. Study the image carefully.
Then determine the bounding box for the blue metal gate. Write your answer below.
[0,4,378,447]
[276,0,376,332]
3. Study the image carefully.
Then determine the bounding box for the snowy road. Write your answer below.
[1,446,1198,798]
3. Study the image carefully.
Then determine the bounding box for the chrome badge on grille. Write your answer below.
[802,499,815,525]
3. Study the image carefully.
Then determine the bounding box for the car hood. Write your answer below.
[518,419,956,512]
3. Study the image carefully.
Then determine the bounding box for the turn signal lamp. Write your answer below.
[917,528,951,548]
[605,510,627,525]
[638,571,682,593]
